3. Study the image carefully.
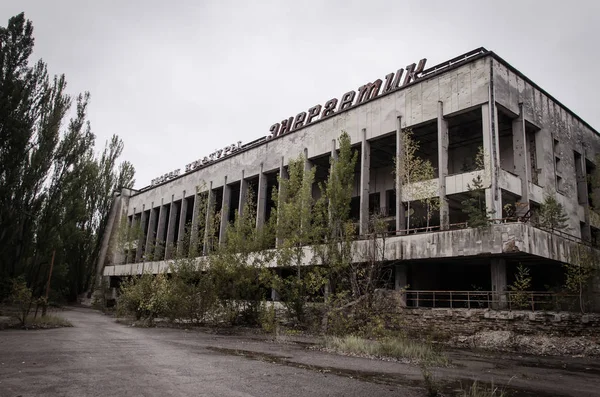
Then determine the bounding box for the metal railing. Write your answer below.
[402,290,586,312]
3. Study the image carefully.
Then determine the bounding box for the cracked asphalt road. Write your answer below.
[0,308,418,397]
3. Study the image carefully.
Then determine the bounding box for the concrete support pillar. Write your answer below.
[359,128,370,235]
[145,205,157,260]
[304,148,313,172]
[256,164,267,229]
[188,188,201,257]
[512,103,530,208]
[437,101,449,230]
[165,196,178,260]
[395,117,406,235]
[135,206,148,263]
[394,264,408,307]
[276,158,288,248]
[271,269,281,301]
[239,171,248,217]
[482,103,502,219]
[125,212,135,264]
[176,192,187,258]
[154,201,166,260]
[219,177,231,245]
[490,258,507,309]
[203,182,214,255]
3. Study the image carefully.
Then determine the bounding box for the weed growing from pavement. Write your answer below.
[26,314,72,328]
[324,335,449,366]
[460,380,507,397]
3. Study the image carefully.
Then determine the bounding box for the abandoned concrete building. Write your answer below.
[98,47,600,310]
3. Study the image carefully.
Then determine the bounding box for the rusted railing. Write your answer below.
[402,290,586,312]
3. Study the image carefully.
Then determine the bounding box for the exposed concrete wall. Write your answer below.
[105,224,594,277]
[126,58,491,216]
[493,59,600,237]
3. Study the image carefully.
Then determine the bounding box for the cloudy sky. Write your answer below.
[2,1,598,188]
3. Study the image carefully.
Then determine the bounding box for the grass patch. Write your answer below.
[324,335,449,366]
[460,381,506,397]
[25,314,72,328]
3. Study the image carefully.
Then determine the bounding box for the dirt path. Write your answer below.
[0,308,598,397]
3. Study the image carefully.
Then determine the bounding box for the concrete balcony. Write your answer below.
[104,223,587,277]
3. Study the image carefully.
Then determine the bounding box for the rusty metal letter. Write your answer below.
[321,99,338,118]
[293,112,307,130]
[390,68,404,90]
[383,72,395,93]
[356,79,382,104]
[269,123,280,138]
[306,105,322,124]
[402,58,427,86]
[339,91,356,111]
[279,117,294,135]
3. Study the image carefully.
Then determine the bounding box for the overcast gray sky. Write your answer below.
[2,0,598,188]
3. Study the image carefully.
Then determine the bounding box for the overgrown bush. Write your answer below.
[8,278,33,326]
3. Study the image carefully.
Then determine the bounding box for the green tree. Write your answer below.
[508,264,532,309]
[564,245,599,313]
[0,13,134,302]
[461,175,490,228]
[272,155,325,323]
[395,128,438,230]
[537,194,569,231]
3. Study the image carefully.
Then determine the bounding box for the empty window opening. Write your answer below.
[447,109,483,175]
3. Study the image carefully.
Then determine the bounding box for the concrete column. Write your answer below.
[165,196,178,260]
[276,158,288,248]
[93,191,123,290]
[359,128,370,235]
[304,147,313,172]
[125,212,135,264]
[490,258,507,309]
[239,170,248,217]
[395,117,406,235]
[188,188,201,257]
[256,164,267,229]
[438,101,449,230]
[394,264,408,307]
[331,138,338,161]
[482,104,502,219]
[144,205,157,259]
[176,192,188,258]
[219,177,231,245]
[135,206,148,263]
[154,201,166,260]
[203,182,214,255]
[512,104,530,208]
[271,269,282,301]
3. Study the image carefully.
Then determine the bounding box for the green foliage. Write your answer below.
[461,174,492,228]
[508,264,532,309]
[564,245,599,313]
[8,278,33,326]
[537,194,569,231]
[259,303,277,334]
[272,154,326,323]
[0,13,135,302]
[395,128,439,229]
[117,272,172,324]
[324,335,449,365]
[460,381,506,397]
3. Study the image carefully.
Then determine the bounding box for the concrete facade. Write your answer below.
[98,48,600,305]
